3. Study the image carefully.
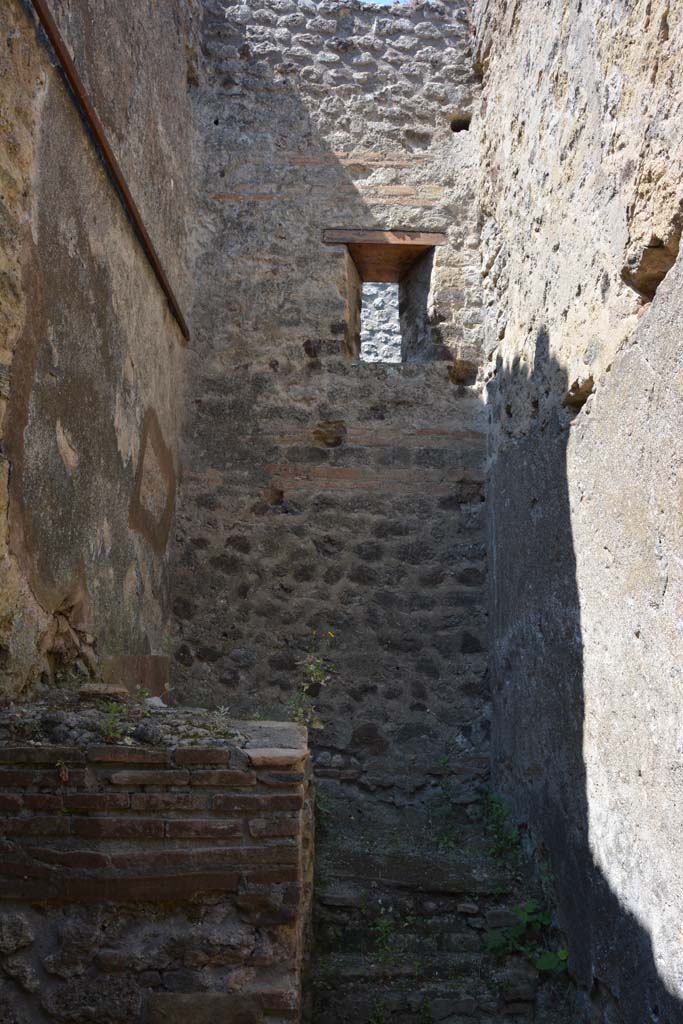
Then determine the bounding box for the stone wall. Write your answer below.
[174,0,489,1015]
[0,701,312,1023]
[474,1,683,1020]
[359,283,401,363]
[0,0,198,698]
[176,0,481,726]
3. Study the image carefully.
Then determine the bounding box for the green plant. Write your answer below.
[101,701,125,743]
[538,855,557,900]
[371,905,417,966]
[437,825,460,854]
[288,630,337,729]
[485,900,568,975]
[368,1004,387,1024]
[419,999,434,1023]
[315,789,333,827]
[484,791,521,858]
[374,911,395,959]
[535,947,569,973]
[426,760,462,854]
[213,704,232,732]
[287,687,323,730]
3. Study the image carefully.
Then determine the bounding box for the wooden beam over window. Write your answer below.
[323,229,447,283]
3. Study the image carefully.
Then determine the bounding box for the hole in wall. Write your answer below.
[450,115,471,133]
[562,374,594,415]
[621,213,681,299]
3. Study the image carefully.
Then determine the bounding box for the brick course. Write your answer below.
[0,711,313,1023]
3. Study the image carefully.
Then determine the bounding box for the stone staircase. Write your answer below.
[305,811,575,1024]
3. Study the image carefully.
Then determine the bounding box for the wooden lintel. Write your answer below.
[323,229,447,247]
[323,228,447,282]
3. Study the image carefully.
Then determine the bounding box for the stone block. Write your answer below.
[148,993,263,1024]
[0,913,33,955]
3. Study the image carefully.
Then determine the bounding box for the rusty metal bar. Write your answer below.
[28,0,190,344]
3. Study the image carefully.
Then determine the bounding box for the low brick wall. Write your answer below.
[0,704,313,1023]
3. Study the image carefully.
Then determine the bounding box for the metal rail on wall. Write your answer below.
[28,0,190,344]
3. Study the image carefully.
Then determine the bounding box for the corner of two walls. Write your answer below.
[474,0,683,1018]
[0,0,199,699]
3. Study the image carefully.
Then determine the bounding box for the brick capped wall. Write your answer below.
[0,704,312,1024]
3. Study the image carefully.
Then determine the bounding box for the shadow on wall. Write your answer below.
[174,0,477,707]
[488,328,682,1024]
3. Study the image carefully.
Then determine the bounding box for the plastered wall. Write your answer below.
[0,0,199,697]
[474,1,683,1018]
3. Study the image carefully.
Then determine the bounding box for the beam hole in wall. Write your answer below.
[323,229,447,364]
[450,115,471,132]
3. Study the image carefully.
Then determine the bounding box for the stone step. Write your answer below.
[315,845,513,899]
[308,950,541,1024]
[314,919,484,958]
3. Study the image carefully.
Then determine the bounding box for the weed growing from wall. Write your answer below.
[101,701,125,743]
[485,899,569,974]
[484,791,521,858]
[289,630,336,729]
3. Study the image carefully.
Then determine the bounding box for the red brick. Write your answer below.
[189,770,256,788]
[22,794,63,812]
[257,771,305,788]
[27,846,111,870]
[1,815,70,837]
[64,793,131,813]
[173,748,231,766]
[0,858,241,903]
[110,770,190,787]
[282,882,303,905]
[61,871,241,903]
[249,816,299,839]
[0,851,53,878]
[0,795,22,813]
[0,769,86,788]
[71,817,165,839]
[235,892,297,926]
[130,792,208,813]
[241,867,299,885]
[0,746,85,765]
[165,819,243,839]
[254,990,298,1012]
[109,845,298,871]
[0,879,54,900]
[87,746,171,765]
[246,747,305,769]
[212,793,303,814]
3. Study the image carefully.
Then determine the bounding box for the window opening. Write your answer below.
[323,229,447,364]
